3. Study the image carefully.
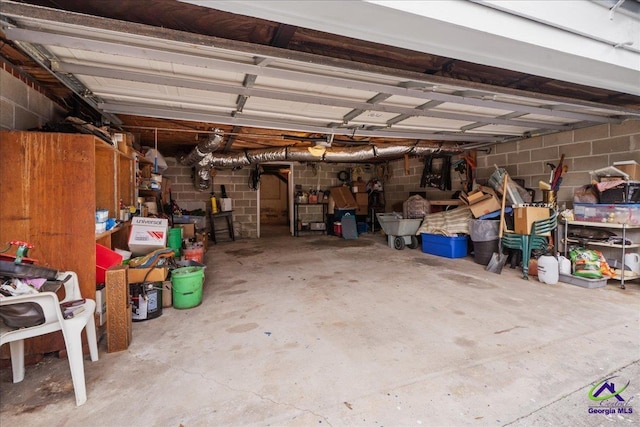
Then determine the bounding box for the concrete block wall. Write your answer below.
[383,121,639,213]
[294,163,350,223]
[163,157,255,238]
[162,159,376,238]
[0,64,65,130]
[163,120,639,238]
[475,121,640,206]
[384,156,465,212]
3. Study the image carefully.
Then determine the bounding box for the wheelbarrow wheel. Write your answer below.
[408,235,420,249]
[393,236,405,250]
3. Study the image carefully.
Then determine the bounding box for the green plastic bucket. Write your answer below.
[168,227,182,257]
[171,266,204,309]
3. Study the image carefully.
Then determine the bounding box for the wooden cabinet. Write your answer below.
[0,131,134,359]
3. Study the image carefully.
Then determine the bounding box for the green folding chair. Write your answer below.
[502,212,558,280]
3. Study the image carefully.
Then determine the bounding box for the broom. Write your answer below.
[485,172,509,274]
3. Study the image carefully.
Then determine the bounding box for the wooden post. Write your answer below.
[106,266,132,353]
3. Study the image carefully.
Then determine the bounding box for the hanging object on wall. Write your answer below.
[248,165,262,191]
[351,166,364,182]
[420,154,452,191]
[337,170,350,183]
[192,167,212,191]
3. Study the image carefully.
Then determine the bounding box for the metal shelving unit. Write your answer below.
[563,220,640,289]
[294,202,328,236]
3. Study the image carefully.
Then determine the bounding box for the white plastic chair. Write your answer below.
[0,271,99,406]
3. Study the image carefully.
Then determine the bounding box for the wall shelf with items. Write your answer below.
[135,154,170,216]
[294,202,328,236]
[562,219,640,289]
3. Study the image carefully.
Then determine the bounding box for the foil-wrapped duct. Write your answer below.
[180,128,224,166]
[182,143,460,168]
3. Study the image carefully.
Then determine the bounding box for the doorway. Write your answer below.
[258,163,293,238]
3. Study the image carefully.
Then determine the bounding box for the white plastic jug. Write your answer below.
[624,253,640,274]
[537,255,559,285]
[558,256,572,275]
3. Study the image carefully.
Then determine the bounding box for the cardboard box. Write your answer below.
[351,182,368,193]
[162,280,172,308]
[460,186,501,218]
[592,165,627,180]
[599,176,624,182]
[220,198,232,212]
[105,266,132,353]
[514,207,551,235]
[128,217,168,255]
[196,231,208,251]
[113,132,134,154]
[310,222,326,230]
[175,223,195,239]
[613,161,640,181]
[330,186,358,209]
[127,266,169,284]
[355,193,368,215]
[173,215,206,230]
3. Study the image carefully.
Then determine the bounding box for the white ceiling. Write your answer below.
[1,0,639,149]
[190,0,640,96]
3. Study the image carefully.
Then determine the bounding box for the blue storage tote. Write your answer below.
[357,222,369,234]
[421,233,468,258]
[334,208,356,221]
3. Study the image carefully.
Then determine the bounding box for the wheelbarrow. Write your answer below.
[376,213,423,250]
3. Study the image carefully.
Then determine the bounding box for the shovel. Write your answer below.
[485,172,510,274]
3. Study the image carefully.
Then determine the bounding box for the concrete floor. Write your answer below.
[1,232,639,426]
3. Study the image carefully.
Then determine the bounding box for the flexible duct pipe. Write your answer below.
[180,128,224,166]
[186,142,461,169]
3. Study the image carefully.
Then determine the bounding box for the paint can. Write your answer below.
[130,282,163,321]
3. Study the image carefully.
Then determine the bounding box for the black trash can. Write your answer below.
[470,219,500,265]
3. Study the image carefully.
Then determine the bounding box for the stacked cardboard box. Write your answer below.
[459,186,501,218]
[513,207,551,235]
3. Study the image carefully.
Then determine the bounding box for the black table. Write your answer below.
[209,210,235,243]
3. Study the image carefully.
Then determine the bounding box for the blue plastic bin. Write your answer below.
[421,233,468,258]
[334,208,356,221]
[357,222,369,234]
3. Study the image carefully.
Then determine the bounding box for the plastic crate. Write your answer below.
[96,243,123,284]
[573,203,640,224]
[173,215,207,230]
[421,233,468,258]
[559,273,607,289]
